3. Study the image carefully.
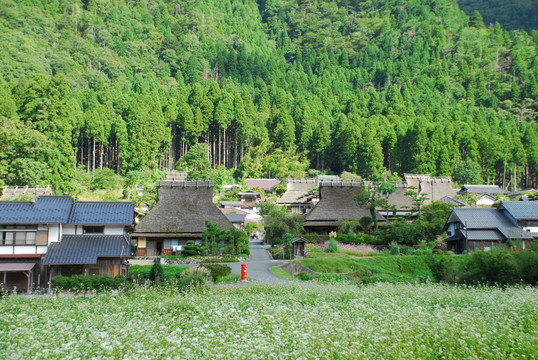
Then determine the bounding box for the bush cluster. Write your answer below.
[51,275,125,292]
[176,267,209,292]
[426,247,538,286]
[201,264,231,280]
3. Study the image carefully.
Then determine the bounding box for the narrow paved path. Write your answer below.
[228,234,292,284]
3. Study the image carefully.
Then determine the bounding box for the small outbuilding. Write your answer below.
[292,236,308,258]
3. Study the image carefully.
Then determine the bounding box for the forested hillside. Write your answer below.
[0,0,536,193]
[458,0,538,32]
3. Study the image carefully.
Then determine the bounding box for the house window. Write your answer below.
[3,232,13,245]
[83,226,104,234]
[0,225,37,245]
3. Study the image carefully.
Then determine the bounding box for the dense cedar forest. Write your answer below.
[457,0,538,32]
[0,0,537,193]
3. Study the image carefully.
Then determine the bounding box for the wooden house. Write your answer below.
[444,201,537,254]
[132,181,232,256]
[303,182,385,234]
[457,185,508,206]
[0,196,134,291]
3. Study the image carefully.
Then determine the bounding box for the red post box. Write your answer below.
[241,263,247,281]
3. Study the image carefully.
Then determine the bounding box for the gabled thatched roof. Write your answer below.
[277,179,316,204]
[133,181,232,236]
[304,183,384,223]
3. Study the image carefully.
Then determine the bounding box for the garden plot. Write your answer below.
[0,283,536,359]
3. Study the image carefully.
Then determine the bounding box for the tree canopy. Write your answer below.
[0,0,536,192]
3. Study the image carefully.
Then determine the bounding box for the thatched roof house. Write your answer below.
[381,174,458,218]
[277,179,316,214]
[132,181,232,256]
[303,182,384,233]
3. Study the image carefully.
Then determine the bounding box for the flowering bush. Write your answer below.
[313,241,378,256]
[0,283,535,358]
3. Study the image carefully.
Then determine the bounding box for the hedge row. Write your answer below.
[51,275,125,292]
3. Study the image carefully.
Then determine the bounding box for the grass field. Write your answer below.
[297,248,466,283]
[269,266,295,280]
[0,283,536,358]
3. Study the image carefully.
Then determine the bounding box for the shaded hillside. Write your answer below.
[458,0,538,32]
[0,0,536,193]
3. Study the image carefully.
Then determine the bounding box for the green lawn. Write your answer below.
[297,248,464,283]
[269,266,295,280]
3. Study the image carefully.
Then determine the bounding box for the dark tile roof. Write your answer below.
[440,196,466,207]
[499,201,538,220]
[304,183,384,223]
[43,235,129,265]
[0,196,73,224]
[134,181,232,235]
[225,214,246,223]
[446,208,532,240]
[69,202,134,225]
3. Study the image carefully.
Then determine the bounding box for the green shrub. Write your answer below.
[51,275,125,292]
[202,264,231,280]
[149,258,165,282]
[182,241,201,257]
[513,250,538,285]
[177,267,209,292]
[326,238,338,253]
[425,255,456,282]
[462,248,519,286]
[297,271,313,281]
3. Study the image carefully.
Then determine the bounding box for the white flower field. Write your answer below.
[0,283,536,359]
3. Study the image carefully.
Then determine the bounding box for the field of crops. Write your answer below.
[1,283,536,358]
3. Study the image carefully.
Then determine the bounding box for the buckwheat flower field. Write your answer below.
[1,283,536,359]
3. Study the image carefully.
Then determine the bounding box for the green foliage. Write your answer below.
[326,238,338,253]
[283,233,293,259]
[201,264,231,281]
[90,169,123,191]
[181,241,202,257]
[202,221,250,257]
[51,275,125,292]
[451,159,483,185]
[425,254,458,282]
[356,182,395,230]
[264,206,304,245]
[176,143,211,180]
[149,258,165,283]
[461,248,519,286]
[335,233,378,245]
[337,219,359,235]
[0,0,536,193]
[298,255,432,283]
[128,265,187,282]
[176,267,209,292]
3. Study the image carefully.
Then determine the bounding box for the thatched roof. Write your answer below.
[378,175,458,211]
[277,179,316,204]
[133,181,232,237]
[304,182,384,223]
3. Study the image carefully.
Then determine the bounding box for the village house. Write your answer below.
[381,174,458,219]
[444,201,537,254]
[277,179,316,214]
[132,181,232,256]
[457,184,508,206]
[303,182,385,234]
[0,196,133,291]
[246,178,280,194]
